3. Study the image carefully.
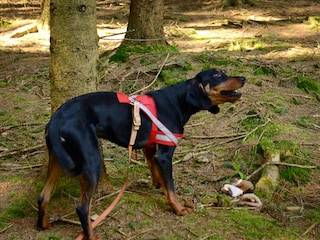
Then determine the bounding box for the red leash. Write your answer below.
[76,168,129,240]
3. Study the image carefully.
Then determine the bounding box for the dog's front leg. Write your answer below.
[149,145,193,216]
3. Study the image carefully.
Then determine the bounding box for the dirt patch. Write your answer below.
[1,0,320,239]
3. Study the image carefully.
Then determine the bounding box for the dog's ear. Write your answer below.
[186,82,212,110]
[208,105,220,114]
[196,68,217,83]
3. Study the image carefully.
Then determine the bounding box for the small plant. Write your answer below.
[232,162,246,179]
[296,117,312,128]
[161,69,185,85]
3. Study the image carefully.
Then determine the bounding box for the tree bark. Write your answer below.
[38,0,50,31]
[122,0,166,46]
[49,0,98,111]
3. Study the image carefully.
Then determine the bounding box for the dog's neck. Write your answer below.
[147,79,203,132]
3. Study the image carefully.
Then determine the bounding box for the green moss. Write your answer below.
[1,19,13,29]
[307,16,320,29]
[253,66,275,76]
[258,139,298,156]
[258,140,309,184]
[193,53,213,64]
[0,194,31,222]
[280,166,310,183]
[304,209,320,223]
[109,45,178,63]
[296,75,320,93]
[296,117,312,128]
[256,175,275,189]
[240,112,265,131]
[161,69,185,85]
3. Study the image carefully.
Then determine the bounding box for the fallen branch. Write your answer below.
[303,222,318,236]
[0,163,42,171]
[0,123,44,131]
[0,144,45,159]
[127,228,155,240]
[202,205,259,210]
[0,223,14,234]
[190,132,246,139]
[173,150,210,164]
[59,217,81,226]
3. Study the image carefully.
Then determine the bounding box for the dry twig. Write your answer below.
[0,144,45,159]
[303,222,318,236]
[0,224,14,234]
[131,53,170,95]
[243,118,271,142]
[246,162,317,180]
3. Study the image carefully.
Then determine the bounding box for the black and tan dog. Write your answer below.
[37,68,245,239]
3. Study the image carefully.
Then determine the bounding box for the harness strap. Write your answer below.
[129,95,179,146]
[129,100,141,146]
[138,102,179,146]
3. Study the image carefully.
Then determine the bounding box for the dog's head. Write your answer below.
[186,68,245,114]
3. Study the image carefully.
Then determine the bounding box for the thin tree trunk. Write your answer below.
[38,0,50,31]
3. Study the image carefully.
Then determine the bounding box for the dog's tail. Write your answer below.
[46,118,83,176]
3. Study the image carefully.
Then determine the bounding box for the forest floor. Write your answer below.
[0,0,320,239]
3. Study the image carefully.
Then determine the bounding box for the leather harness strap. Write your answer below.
[129,99,142,146]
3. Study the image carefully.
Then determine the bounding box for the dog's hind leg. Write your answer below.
[75,132,102,240]
[77,174,100,240]
[38,151,62,230]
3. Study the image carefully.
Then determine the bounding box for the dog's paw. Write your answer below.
[176,206,193,216]
[38,221,53,231]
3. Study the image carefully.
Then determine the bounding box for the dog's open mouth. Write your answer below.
[220,90,242,97]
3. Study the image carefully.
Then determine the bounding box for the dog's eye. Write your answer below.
[212,72,222,78]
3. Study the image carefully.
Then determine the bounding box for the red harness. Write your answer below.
[117,92,183,146]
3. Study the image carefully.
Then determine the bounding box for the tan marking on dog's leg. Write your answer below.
[144,145,162,188]
[39,153,62,229]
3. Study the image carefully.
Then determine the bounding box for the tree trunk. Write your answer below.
[38,0,50,31]
[50,0,98,111]
[122,0,166,46]
[41,0,110,192]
